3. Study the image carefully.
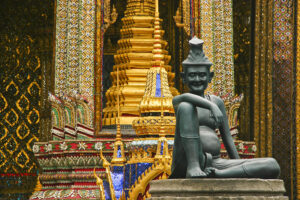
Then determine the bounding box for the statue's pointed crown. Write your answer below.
[182,36,213,67]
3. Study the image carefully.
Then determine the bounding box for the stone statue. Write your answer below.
[169,37,280,179]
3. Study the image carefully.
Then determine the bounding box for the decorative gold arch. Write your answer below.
[128,160,171,199]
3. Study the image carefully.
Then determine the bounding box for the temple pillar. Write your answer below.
[54,0,96,131]
[253,0,297,198]
[297,1,300,198]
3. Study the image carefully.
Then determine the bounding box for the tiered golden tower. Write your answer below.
[132,0,176,138]
[102,0,179,127]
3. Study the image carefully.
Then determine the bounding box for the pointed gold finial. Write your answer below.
[152,0,164,67]
[153,0,166,136]
[34,175,42,192]
[116,58,121,139]
[111,62,126,165]
[99,149,110,168]
[93,168,106,200]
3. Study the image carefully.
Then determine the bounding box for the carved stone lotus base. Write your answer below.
[148,179,288,200]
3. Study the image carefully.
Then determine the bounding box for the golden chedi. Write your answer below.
[102,0,178,127]
[132,1,175,136]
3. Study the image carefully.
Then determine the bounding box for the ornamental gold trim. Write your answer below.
[0,93,8,113]
[93,168,106,200]
[94,0,103,133]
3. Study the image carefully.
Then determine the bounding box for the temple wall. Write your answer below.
[272,0,297,198]
[0,0,54,199]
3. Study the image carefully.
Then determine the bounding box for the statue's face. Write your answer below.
[183,65,213,95]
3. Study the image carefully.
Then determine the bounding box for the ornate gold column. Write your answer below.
[94,0,103,134]
[255,1,296,198]
[253,0,273,157]
[54,0,95,130]
[296,1,300,198]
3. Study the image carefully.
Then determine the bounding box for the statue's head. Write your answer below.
[181,37,214,95]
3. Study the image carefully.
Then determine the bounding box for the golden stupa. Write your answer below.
[102,0,179,127]
[132,0,176,137]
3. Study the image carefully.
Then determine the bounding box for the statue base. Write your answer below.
[147,179,288,200]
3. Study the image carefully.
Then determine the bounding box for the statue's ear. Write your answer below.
[209,72,214,83]
[181,72,186,84]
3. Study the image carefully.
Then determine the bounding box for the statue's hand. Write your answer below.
[210,104,223,125]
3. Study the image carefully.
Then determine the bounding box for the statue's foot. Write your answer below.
[186,166,207,178]
[204,167,216,178]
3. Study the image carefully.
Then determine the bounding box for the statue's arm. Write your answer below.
[173,93,210,109]
[173,93,223,125]
[213,96,240,159]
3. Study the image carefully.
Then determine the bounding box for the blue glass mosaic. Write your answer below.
[130,164,136,187]
[160,142,164,155]
[124,164,130,189]
[117,146,121,158]
[137,163,153,178]
[111,166,124,199]
[103,180,112,200]
[124,189,129,199]
[155,73,161,97]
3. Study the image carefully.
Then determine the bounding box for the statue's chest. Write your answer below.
[196,107,217,128]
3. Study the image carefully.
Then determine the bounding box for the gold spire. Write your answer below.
[111,64,126,165]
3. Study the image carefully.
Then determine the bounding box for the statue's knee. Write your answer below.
[177,102,198,137]
[244,158,280,179]
[258,158,280,178]
[178,102,195,114]
[266,158,280,178]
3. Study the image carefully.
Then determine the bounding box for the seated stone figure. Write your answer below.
[169,37,280,179]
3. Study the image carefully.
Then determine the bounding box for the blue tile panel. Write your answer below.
[103,180,112,200]
[155,73,161,97]
[111,166,124,199]
[117,146,122,158]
